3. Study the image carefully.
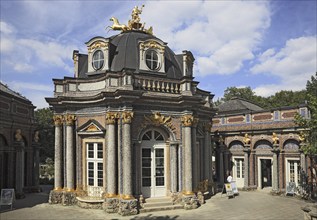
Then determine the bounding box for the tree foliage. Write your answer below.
[35,108,54,162]
[294,73,317,155]
[216,86,306,109]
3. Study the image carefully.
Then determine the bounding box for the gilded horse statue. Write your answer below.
[107,17,130,32]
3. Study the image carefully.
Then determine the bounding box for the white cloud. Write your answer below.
[251,36,317,96]
[1,21,75,74]
[0,20,16,34]
[142,1,271,76]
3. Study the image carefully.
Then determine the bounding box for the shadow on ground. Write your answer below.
[0,185,53,213]
[128,214,179,220]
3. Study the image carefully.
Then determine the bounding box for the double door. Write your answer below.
[141,143,166,198]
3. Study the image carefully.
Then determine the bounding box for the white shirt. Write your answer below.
[227,175,233,183]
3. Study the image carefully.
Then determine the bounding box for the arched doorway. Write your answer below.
[229,141,244,188]
[255,140,273,189]
[141,129,166,198]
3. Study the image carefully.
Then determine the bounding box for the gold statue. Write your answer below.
[299,131,306,143]
[131,5,144,24]
[107,5,153,35]
[272,132,279,145]
[108,17,130,32]
[243,133,251,145]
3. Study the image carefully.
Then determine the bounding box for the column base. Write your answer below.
[104,197,119,213]
[49,190,63,204]
[182,194,199,210]
[62,191,77,206]
[118,198,138,216]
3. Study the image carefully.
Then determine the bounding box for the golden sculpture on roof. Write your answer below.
[107,5,153,35]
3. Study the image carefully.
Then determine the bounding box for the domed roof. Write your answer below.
[108,30,183,79]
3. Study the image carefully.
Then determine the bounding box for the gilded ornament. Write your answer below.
[299,131,306,143]
[14,129,23,142]
[143,112,175,132]
[65,114,76,126]
[181,115,194,127]
[88,41,108,53]
[106,5,153,35]
[106,112,119,125]
[243,133,251,145]
[122,111,134,124]
[34,131,40,143]
[86,124,99,132]
[140,41,165,53]
[272,132,279,145]
[53,115,63,126]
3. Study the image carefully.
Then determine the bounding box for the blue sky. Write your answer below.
[1,0,316,109]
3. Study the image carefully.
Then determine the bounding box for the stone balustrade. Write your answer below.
[133,77,181,94]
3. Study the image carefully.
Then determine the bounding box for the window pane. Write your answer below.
[98,171,103,178]
[88,143,94,151]
[156,158,164,167]
[142,158,151,167]
[142,148,151,157]
[88,170,94,178]
[88,162,94,169]
[98,163,103,170]
[156,149,164,157]
[142,168,151,177]
[156,177,164,186]
[98,179,103,187]
[97,151,103,158]
[156,168,164,176]
[88,178,94,186]
[97,143,102,151]
[142,178,151,187]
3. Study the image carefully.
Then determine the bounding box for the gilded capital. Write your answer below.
[53,115,63,126]
[64,114,76,126]
[122,111,134,124]
[106,112,119,125]
[181,115,194,127]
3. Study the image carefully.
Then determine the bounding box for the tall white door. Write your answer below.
[141,130,166,198]
[233,157,244,188]
[287,160,300,186]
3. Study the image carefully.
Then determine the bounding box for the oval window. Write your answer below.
[92,50,104,70]
[145,50,159,70]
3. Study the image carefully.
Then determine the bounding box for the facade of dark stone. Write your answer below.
[211,97,309,193]
[0,82,40,197]
[46,7,216,215]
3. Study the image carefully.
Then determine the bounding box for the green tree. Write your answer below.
[267,90,306,109]
[35,108,54,162]
[294,73,317,198]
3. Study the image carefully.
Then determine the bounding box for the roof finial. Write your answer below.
[106,5,153,35]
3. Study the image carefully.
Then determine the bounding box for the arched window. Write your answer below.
[145,50,159,70]
[142,130,165,141]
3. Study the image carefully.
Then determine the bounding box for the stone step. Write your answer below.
[140,204,183,213]
[145,197,172,203]
[143,200,173,208]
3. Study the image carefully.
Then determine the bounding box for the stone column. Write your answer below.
[243,146,250,189]
[181,115,194,195]
[33,143,41,188]
[117,116,123,196]
[105,112,118,198]
[122,111,134,199]
[218,145,225,185]
[204,123,212,181]
[53,115,63,190]
[191,120,198,191]
[65,114,76,191]
[14,141,25,197]
[272,145,280,192]
[300,143,307,172]
[224,151,229,177]
[170,143,178,193]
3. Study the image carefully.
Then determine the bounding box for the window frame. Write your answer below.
[86,142,103,187]
[145,49,160,71]
[92,50,104,70]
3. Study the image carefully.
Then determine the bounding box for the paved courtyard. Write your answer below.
[0,186,313,220]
